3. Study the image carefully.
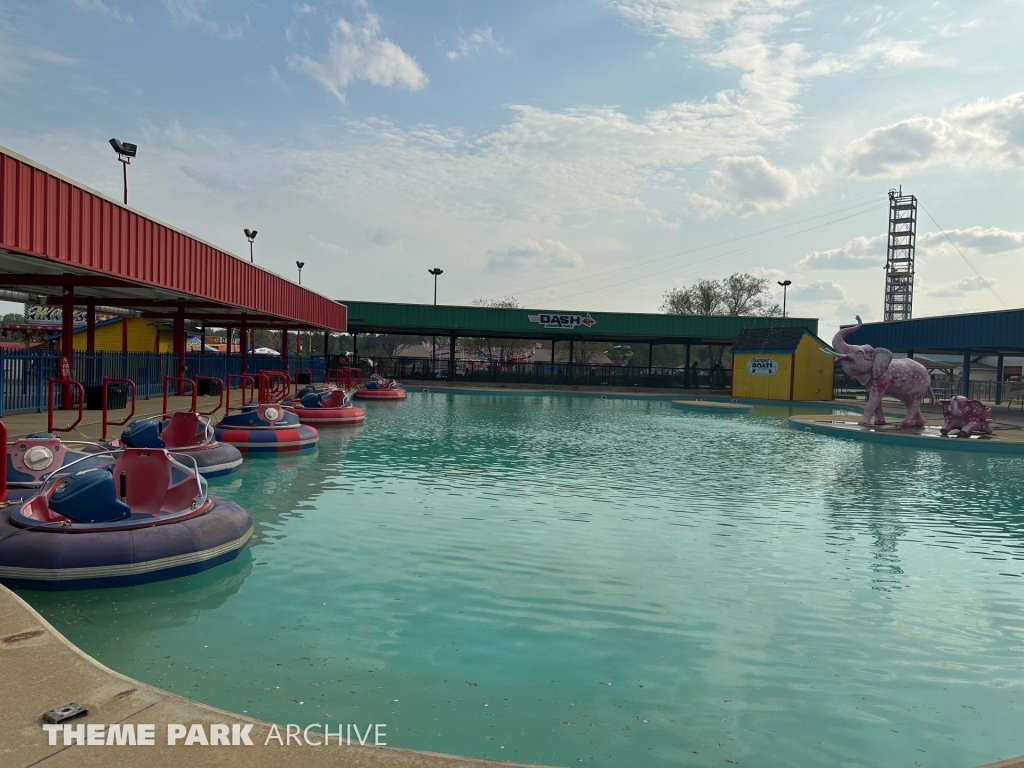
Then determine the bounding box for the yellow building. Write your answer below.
[730,327,835,401]
[52,317,199,353]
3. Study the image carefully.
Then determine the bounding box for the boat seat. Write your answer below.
[160,412,209,449]
[321,389,347,408]
[112,449,200,514]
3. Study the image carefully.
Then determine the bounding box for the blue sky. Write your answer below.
[2,0,1023,336]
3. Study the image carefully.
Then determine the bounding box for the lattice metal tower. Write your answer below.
[882,187,918,321]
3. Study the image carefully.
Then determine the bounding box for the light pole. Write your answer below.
[109,139,137,205]
[428,268,443,375]
[296,261,305,286]
[244,229,258,262]
[778,280,792,319]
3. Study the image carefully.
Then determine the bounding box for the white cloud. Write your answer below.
[928,275,997,298]
[308,235,348,255]
[796,234,886,271]
[607,0,794,41]
[287,13,427,103]
[789,279,846,303]
[485,239,583,274]
[163,0,242,39]
[69,0,133,24]
[690,155,807,217]
[844,91,1024,176]
[798,227,1024,271]
[447,27,503,61]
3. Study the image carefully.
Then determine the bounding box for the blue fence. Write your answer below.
[0,350,329,415]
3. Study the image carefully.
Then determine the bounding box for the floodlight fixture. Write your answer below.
[109,138,137,204]
[778,279,793,318]
[296,261,305,285]
[244,229,258,262]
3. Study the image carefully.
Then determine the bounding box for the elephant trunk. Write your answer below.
[952,397,961,418]
[831,315,863,357]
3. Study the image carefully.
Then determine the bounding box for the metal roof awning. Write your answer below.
[0,145,346,332]
[339,300,817,345]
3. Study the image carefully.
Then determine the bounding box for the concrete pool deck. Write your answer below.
[0,584,540,768]
[790,415,1024,454]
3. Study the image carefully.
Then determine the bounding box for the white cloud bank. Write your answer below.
[288,13,427,103]
[447,27,503,61]
[798,226,1024,271]
[845,90,1024,176]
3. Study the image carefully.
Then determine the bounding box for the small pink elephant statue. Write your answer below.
[940,396,993,437]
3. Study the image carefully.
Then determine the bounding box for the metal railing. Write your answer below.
[370,356,732,390]
[0,350,331,416]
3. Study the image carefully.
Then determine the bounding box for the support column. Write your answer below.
[173,305,186,392]
[907,348,914,359]
[648,342,654,377]
[324,331,330,370]
[962,349,972,398]
[568,339,575,385]
[200,327,206,355]
[684,342,691,389]
[85,301,96,352]
[240,316,248,376]
[281,329,288,375]
[122,317,129,353]
[449,332,456,381]
[225,327,232,356]
[352,333,358,361]
[996,353,1005,405]
[61,288,75,410]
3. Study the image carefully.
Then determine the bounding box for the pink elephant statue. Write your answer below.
[831,316,935,427]
[940,396,993,437]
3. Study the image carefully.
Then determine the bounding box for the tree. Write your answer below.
[660,272,781,373]
[660,273,780,317]
[465,297,535,362]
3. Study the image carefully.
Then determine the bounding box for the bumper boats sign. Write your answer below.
[747,357,778,376]
[526,312,597,330]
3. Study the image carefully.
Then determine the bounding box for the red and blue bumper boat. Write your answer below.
[353,374,407,401]
[284,376,365,426]
[0,421,252,590]
[119,377,243,478]
[214,374,319,453]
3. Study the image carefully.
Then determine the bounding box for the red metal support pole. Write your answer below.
[61,289,75,410]
[225,326,232,355]
[240,316,248,375]
[281,328,288,373]
[173,305,186,393]
[86,301,96,352]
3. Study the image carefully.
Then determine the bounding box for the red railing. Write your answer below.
[258,369,290,402]
[102,378,137,440]
[227,374,257,413]
[163,376,196,417]
[194,376,225,416]
[47,379,84,434]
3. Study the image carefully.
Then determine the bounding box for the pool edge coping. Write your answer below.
[0,583,544,767]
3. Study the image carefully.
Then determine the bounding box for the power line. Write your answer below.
[456,193,885,303]
[918,203,1007,309]
[537,201,886,307]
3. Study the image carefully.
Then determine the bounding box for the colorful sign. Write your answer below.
[747,357,778,376]
[24,306,116,327]
[526,312,597,330]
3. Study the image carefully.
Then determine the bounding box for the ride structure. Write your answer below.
[119,377,243,478]
[0,418,253,590]
[353,373,407,401]
[214,374,319,452]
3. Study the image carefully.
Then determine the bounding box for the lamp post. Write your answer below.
[244,229,258,262]
[777,280,792,319]
[296,261,305,286]
[428,268,443,375]
[109,139,137,205]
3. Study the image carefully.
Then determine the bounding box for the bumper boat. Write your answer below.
[353,375,406,401]
[0,421,252,590]
[214,403,319,452]
[120,411,243,478]
[286,386,365,426]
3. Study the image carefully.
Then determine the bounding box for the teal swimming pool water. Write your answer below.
[22,393,1024,767]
